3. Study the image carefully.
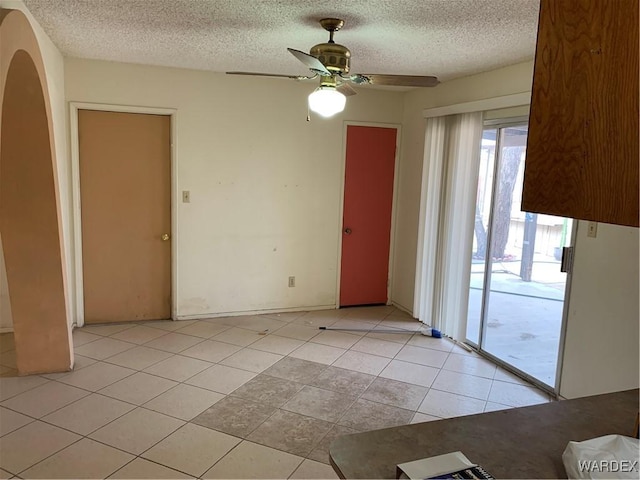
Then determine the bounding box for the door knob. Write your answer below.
[161,233,170,241]
[344,228,352,235]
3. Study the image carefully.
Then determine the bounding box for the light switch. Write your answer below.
[182,191,190,203]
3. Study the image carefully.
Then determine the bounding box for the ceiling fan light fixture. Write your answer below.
[308,86,346,117]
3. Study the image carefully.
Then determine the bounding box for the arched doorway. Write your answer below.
[0,8,72,374]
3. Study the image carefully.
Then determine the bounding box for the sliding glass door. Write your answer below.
[466,121,573,391]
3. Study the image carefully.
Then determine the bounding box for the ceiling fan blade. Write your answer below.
[287,48,331,76]
[352,74,439,87]
[226,71,312,80]
[337,82,357,97]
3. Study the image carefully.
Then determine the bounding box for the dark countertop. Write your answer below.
[330,389,639,479]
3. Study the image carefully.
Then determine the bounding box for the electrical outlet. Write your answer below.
[587,221,598,238]
[182,191,190,203]
[288,276,295,288]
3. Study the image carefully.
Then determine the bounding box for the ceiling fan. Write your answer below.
[227,18,439,117]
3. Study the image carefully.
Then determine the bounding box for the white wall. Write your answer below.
[0,0,73,328]
[392,61,535,310]
[64,58,404,318]
[559,222,639,398]
[392,59,639,398]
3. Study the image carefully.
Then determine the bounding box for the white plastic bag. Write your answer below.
[563,434,640,479]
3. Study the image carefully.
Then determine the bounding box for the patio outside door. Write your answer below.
[465,121,574,392]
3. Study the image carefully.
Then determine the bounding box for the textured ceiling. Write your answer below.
[23,0,540,83]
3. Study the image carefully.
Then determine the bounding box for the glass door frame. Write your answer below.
[465,116,576,396]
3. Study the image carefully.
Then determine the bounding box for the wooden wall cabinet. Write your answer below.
[522,0,639,227]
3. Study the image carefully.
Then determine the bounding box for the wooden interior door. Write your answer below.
[79,110,171,323]
[340,125,397,307]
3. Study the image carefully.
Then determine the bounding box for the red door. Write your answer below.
[340,125,397,306]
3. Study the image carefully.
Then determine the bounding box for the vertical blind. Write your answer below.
[413,112,483,340]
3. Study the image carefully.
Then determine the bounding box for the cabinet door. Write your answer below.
[523,0,639,227]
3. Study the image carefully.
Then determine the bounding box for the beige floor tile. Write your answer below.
[310,330,360,349]
[484,401,513,413]
[0,407,33,436]
[281,385,357,422]
[75,337,136,360]
[202,440,303,479]
[350,337,403,358]
[72,354,98,370]
[250,335,305,355]
[443,353,497,379]
[142,320,197,332]
[431,369,493,400]
[40,354,97,381]
[89,407,184,455]
[417,389,486,418]
[229,316,288,333]
[274,324,321,342]
[42,393,135,435]
[58,362,135,391]
[98,372,178,405]
[108,325,168,345]
[0,376,49,402]
[488,380,549,407]
[109,457,194,479]
[342,306,392,322]
[185,364,256,394]
[72,330,102,347]
[379,359,439,387]
[143,333,204,353]
[327,319,376,332]
[220,348,283,373]
[395,344,449,368]
[144,384,224,420]
[143,355,212,382]
[104,346,173,370]
[20,438,133,479]
[406,334,455,352]
[493,367,531,385]
[261,357,328,384]
[1,381,89,418]
[364,328,413,345]
[211,327,261,347]
[450,343,477,356]
[331,350,390,376]
[81,324,136,337]
[174,321,230,339]
[378,318,423,332]
[180,340,241,363]
[290,459,340,479]
[259,311,306,322]
[289,343,346,365]
[410,412,442,423]
[142,423,240,477]
[0,421,80,474]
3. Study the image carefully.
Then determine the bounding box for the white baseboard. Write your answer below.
[176,304,337,321]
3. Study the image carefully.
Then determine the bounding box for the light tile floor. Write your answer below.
[0,306,551,479]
